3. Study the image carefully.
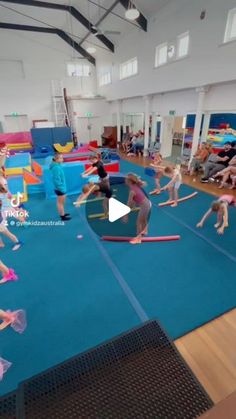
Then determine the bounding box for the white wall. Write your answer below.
[97,0,236,100]
[0,30,97,132]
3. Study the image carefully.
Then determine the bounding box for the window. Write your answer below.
[155,43,168,67]
[99,72,111,86]
[120,57,138,80]
[177,32,189,59]
[67,62,90,77]
[224,8,236,42]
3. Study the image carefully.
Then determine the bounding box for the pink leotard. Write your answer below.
[130,184,146,204]
[220,195,236,206]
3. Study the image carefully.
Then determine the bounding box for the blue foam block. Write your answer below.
[8,176,24,194]
[6,153,31,169]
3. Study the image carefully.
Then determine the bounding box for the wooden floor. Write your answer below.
[120,151,236,404]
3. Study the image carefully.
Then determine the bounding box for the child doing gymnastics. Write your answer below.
[82,155,110,189]
[50,153,71,221]
[75,181,112,219]
[0,309,26,333]
[149,152,164,195]
[0,260,18,284]
[162,165,182,207]
[124,173,151,244]
[197,194,236,235]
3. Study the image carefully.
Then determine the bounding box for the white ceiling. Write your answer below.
[0,0,172,59]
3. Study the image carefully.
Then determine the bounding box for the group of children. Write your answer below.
[0,143,27,381]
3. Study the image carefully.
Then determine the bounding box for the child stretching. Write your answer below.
[0,309,26,333]
[0,260,18,284]
[124,173,151,244]
[162,165,182,207]
[50,153,71,221]
[197,195,236,235]
[75,182,112,219]
[82,155,110,189]
[149,152,164,195]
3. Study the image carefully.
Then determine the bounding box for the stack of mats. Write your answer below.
[5,153,31,176]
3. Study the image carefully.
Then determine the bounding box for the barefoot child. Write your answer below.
[0,196,23,251]
[0,260,18,284]
[124,173,151,244]
[196,194,236,235]
[50,153,71,221]
[163,165,182,207]
[0,309,26,333]
[82,155,110,189]
[149,152,164,195]
[75,182,112,218]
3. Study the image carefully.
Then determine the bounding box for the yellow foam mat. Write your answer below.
[54,142,74,153]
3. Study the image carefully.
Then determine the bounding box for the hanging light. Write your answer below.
[125,1,140,20]
[86,47,96,54]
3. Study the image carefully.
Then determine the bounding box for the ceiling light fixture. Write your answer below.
[86,47,96,54]
[125,2,140,20]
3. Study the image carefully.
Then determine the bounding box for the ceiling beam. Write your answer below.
[0,0,114,52]
[79,0,120,48]
[119,0,147,32]
[0,22,96,65]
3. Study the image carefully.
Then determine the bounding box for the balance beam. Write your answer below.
[73,195,116,206]
[102,235,181,242]
[89,207,140,220]
[158,192,198,207]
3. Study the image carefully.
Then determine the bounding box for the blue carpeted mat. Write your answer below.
[0,159,236,395]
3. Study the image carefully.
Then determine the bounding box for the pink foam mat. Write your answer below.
[0,132,32,144]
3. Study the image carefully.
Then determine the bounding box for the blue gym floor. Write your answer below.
[0,159,236,395]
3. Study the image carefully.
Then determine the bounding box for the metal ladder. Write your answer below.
[51,80,69,127]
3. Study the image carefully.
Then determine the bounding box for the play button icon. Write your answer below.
[108,198,131,223]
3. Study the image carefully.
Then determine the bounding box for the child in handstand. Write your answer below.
[149,152,164,195]
[162,165,182,207]
[197,194,236,235]
[82,155,110,189]
[123,173,151,244]
[75,181,112,218]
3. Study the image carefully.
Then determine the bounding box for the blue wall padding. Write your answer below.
[43,162,87,199]
[210,113,236,129]
[8,176,24,194]
[31,128,53,147]
[52,127,72,145]
[31,127,72,147]
[6,153,31,169]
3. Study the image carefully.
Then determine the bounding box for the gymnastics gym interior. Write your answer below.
[1,1,236,418]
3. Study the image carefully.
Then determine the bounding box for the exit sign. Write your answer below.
[11,112,19,116]
[85,112,93,118]
[169,110,176,116]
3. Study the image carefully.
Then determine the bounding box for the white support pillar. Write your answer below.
[201,112,211,142]
[151,112,156,144]
[143,95,151,156]
[116,100,122,145]
[190,86,209,161]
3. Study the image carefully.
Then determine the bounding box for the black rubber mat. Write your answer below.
[0,391,17,419]
[17,320,213,419]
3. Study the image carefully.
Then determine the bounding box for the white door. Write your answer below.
[160,116,175,158]
[76,117,101,144]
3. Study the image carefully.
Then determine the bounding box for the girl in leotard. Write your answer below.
[197,194,236,235]
[124,173,151,244]
[162,165,182,207]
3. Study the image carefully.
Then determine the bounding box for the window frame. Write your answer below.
[155,42,168,68]
[99,71,112,86]
[67,62,90,77]
[119,57,138,80]
[176,31,190,60]
[224,8,236,43]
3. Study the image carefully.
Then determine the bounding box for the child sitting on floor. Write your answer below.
[196,194,236,235]
[162,165,182,207]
